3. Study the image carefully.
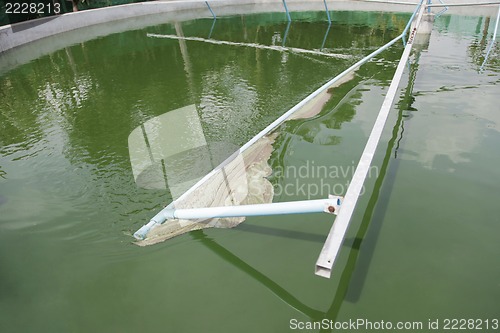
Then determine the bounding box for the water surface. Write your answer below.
[0,10,499,333]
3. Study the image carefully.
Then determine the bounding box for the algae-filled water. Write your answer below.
[1,9,500,333]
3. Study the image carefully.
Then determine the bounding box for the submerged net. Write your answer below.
[135,133,276,246]
[130,71,357,246]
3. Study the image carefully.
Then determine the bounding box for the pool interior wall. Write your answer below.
[1,0,498,56]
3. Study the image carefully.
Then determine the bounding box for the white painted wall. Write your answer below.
[0,0,497,55]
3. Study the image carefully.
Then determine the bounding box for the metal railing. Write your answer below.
[481,4,500,70]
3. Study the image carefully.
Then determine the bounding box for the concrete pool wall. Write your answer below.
[5,0,497,54]
[0,0,412,53]
[0,0,498,73]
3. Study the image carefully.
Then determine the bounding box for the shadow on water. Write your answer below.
[193,52,422,326]
[237,223,326,243]
[0,11,422,330]
[319,50,422,330]
[191,230,325,319]
[343,49,422,304]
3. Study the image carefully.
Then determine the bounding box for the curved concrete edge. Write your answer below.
[0,1,209,53]
[0,0,416,75]
[0,0,422,54]
[0,0,497,74]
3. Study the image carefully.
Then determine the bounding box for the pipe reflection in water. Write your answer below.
[282,20,291,47]
[343,49,422,304]
[128,104,243,199]
[312,50,424,333]
[188,62,423,324]
[480,5,500,71]
[323,0,332,24]
[321,23,332,50]
[208,18,217,39]
[147,33,352,60]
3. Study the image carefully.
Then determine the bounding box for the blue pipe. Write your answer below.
[402,0,425,46]
[324,0,332,24]
[205,1,216,19]
[480,5,500,71]
[208,18,216,39]
[435,0,449,18]
[282,0,291,22]
[321,23,332,50]
[282,20,291,47]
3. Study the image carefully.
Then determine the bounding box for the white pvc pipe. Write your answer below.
[427,1,500,7]
[492,5,500,39]
[315,0,426,279]
[163,197,342,220]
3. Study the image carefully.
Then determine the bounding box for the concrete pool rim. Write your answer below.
[5,0,499,54]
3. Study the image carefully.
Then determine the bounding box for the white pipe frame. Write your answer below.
[163,197,343,220]
[480,4,500,70]
[315,0,426,278]
[427,1,500,7]
[134,1,426,241]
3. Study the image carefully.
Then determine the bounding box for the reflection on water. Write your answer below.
[400,16,500,171]
[1,9,499,333]
[333,13,500,326]
[0,11,410,331]
[192,230,324,319]
[128,104,243,197]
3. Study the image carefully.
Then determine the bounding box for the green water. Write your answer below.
[1,10,499,333]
